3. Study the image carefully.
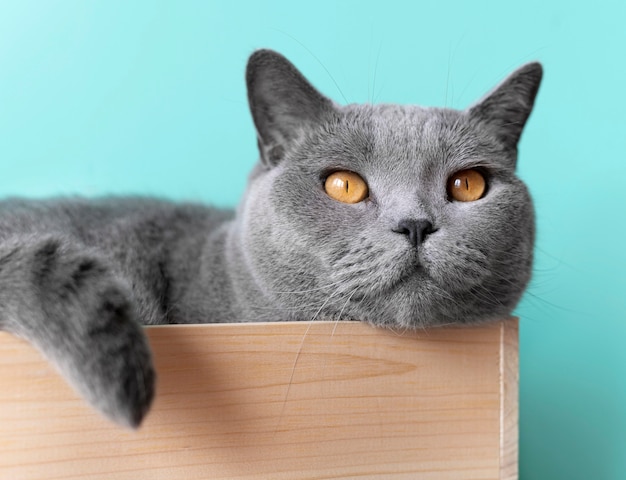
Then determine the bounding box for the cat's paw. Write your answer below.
[20,239,156,427]
[76,282,156,428]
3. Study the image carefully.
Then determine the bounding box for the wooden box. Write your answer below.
[0,319,518,479]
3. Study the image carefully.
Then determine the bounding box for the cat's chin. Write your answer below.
[331,269,520,329]
[256,244,521,328]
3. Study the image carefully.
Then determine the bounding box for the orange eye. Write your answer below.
[447,169,486,202]
[324,171,368,204]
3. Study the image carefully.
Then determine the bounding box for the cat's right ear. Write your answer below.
[468,62,543,151]
[246,50,336,166]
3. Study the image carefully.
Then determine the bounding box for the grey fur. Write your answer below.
[0,50,542,427]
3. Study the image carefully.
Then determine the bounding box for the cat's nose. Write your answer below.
[393,219,435,248]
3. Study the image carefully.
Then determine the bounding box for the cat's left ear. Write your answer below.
[246,49,336,166]
[468,62,543,149]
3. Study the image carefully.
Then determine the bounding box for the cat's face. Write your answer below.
[238,50,541,327]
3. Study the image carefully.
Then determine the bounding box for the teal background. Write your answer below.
[0,1,624,478]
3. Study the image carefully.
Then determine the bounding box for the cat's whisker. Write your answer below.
[273,318,314,437]
[387,324,405,336]
[337,288,358,321]
[268,279,346,295]
[517,287,583,316]
[275,286,344,434]
[485,269,526,289]
[271,29,349,104]
[423,283,458,305]
[445,47,452,108]
[332,288,359,337]
[371,39,383,104]
[245,292,351,314]
[309,288,343,323]
[467,285,506,309]
[317,288,359,394]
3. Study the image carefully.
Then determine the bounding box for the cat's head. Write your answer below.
[237,49,541,327]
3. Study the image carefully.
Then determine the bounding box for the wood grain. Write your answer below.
[500,319,519,480]
[0,319,518,479]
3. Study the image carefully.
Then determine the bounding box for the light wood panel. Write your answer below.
[0,319,518,479]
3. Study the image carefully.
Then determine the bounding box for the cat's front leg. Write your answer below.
[0,236,155,427]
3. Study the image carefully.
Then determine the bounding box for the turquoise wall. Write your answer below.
[1,1,624,478]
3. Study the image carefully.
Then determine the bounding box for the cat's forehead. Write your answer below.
[364,104,467,149]
[316,104,492,174]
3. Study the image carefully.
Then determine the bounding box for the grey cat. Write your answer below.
[0,50,542,428]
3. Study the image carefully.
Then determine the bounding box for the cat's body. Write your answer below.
[0,50,542,427]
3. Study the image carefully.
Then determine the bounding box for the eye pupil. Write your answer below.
[325,171,368,204]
